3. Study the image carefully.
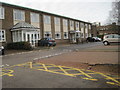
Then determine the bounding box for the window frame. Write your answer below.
[70,20,74,27]
[63,32,68,39]
[76,22,79,28]
[63,19,68,26]
[0,7,5,19]
[54,17,60,25]
[30,12,40,23]
[55,32,61,39]
[0,30,6,42]
[13,9,25,21]
[44,15,51,24]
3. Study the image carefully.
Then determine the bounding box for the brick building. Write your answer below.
[97,23,120,35]
[0,2,92,47]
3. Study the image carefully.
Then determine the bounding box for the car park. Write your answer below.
[38,38,56,47]
[103,34,120,45]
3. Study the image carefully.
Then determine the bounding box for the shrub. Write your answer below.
[6,42,33,50]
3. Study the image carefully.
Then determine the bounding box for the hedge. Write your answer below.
[6,42,33,50]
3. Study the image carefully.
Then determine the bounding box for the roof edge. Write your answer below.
[0,2,91,24]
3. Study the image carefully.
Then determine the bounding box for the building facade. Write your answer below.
[0,2,92,47]
[97,23,120,35]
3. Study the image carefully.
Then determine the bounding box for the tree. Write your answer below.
[107,0,120,25]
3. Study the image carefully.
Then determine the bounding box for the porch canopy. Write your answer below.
[69,30,81,34]
[10,22,40,46]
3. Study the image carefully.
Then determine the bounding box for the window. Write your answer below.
[55,32,61,39]
[0,7,4,19]
[55,17,60,25]
[63,19,68,26]
[70,20,74,27]
[80,23,84,28]
[85,24,88,28]
[14,9,25,21]
[0,30,6,42]
[44,15,51,24]
[31,12,39,22]
[89,25,91,29]
[44,32,51,38]
[64,32,68,39]
[76,22,79,28]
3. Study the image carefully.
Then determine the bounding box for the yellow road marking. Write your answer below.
[1,69,14,77]
[42,64,48,71]
[98,72,120,86]
[29,62,33,68]
[1,62,120,86]
[58,66,74,76]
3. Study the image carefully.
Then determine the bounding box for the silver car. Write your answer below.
[103,34,120,45]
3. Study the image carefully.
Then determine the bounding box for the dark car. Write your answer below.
[38,38,56,47]
[86,37,95,42]
[0,46,4,55]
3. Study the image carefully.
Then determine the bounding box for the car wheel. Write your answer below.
[47,44,50,47]
[103,41,109,45]
[53,44,56,47]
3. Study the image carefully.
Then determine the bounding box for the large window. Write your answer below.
[80,23,84,28]
[0,7,4,19]
[14,9,25,21]
[76,22,79,28]
[63,19,68,26]
[30,12,39,22]
[54,17,60,25]
[89,25,91,30]
[70,20,74,27]
[44,15,51,24]
[0,30,6,42]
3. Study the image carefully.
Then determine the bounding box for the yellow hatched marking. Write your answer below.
[75,69,98,81]
[42,64,48,71]
[51,68,75,71]
[29,62,33,68]
[58,66,74,76]
[98,72,120,86]
[36,67,76,77]
[1,69,14,77]
[2,62,120,86]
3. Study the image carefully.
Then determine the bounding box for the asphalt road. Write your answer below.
[2,64,120,88]
[2,42,102,66]
[1,42,120,88]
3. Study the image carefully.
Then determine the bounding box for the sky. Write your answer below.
[0,0,115,25]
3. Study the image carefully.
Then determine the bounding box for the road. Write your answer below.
[1,42,120,88]
[2,42,102,66]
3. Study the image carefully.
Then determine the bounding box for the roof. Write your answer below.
[0,2,91,25]
[10,21,40,30]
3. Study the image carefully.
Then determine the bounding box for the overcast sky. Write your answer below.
[0,0,115,25]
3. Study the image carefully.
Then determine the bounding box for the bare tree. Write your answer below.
[107,0,120,25]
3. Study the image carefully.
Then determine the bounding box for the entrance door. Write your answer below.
[70,33,76,43]
[26,32,35,47]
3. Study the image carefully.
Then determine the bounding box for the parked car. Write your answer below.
[103,34,120,45]
[86,37,95,42]
[92,37,102,42]
[38,38,56,47]
[0,46,4,55]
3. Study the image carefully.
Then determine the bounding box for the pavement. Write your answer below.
[1,42,120,88]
